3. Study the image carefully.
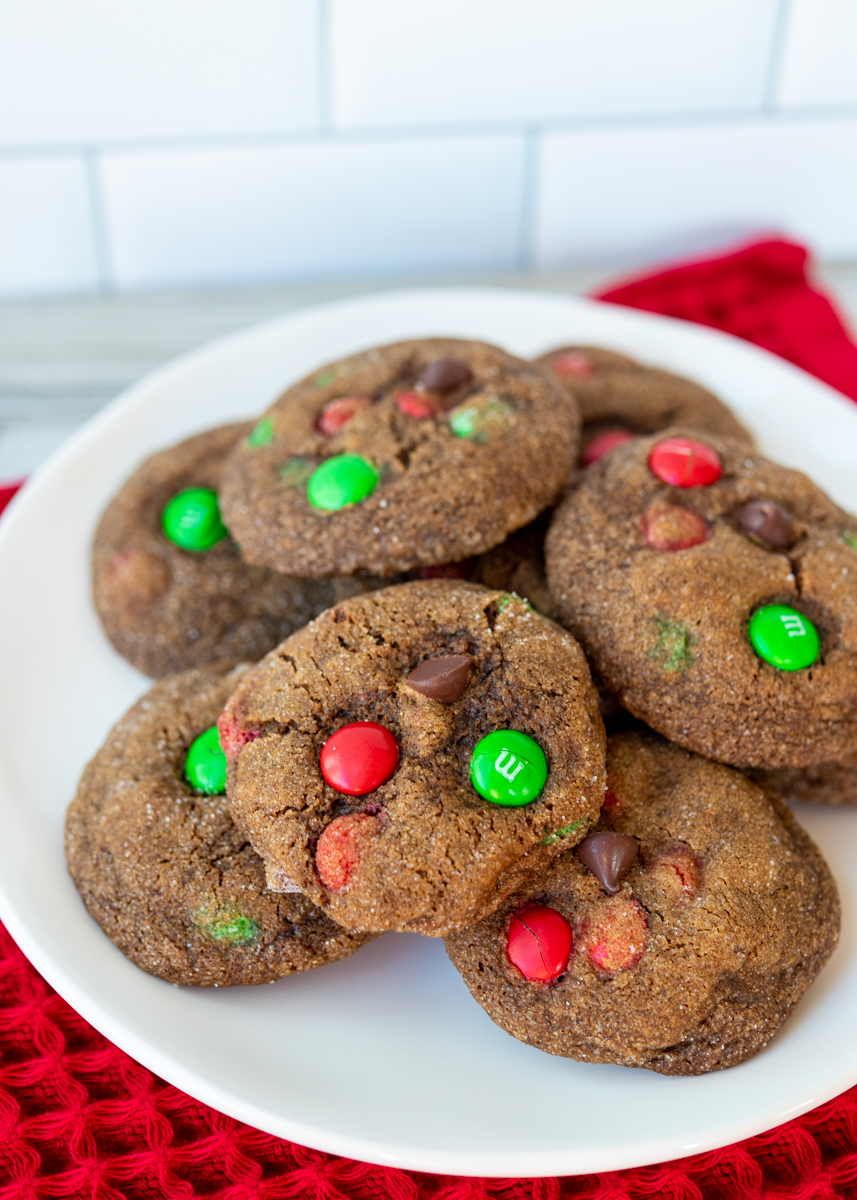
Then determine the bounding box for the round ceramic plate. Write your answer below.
[1,289,856,1178]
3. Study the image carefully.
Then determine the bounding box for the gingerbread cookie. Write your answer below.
[412,514,558,620]
[93,424,376,677]
[445,731,839,1075]
[219,339,579,577]
[222,580,605,936]
[467,515,558,620]
[65,662,372,986]
[534,345,753,464]
[750,751,857,807]
[546,428,857,768]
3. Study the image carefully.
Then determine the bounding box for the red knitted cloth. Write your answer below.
[596,237,857,404]
[4,239,857,1199]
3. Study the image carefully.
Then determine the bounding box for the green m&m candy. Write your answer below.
[448,395,515,444]
[193,902,258,945]
[748,605,820,671]
[185,726,227,793]
[307,455,378,511]
[162,488,228,551]
[247,417,273,447]
[470,730,548,806]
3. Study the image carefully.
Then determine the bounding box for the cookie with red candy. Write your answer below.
[445,730,839,1075]
[93,424,381,677]
[221,580,605,936]
[546,427,857,769]
[219,338,578,578]
[533,344,754,466]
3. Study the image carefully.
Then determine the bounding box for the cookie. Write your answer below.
[750,752,857,807]
[534,344,754,464]
[545,428,857,769]
[221,580,605,936]
[428,514,558,621]
[219,339,579,577]
[65,661,372,986]
[445,730,839,1075]
[93,424,376,677]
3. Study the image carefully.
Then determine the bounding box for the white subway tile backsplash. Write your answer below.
[0,0,319,148]
[0,156,98,296]
[330,0,780,129]
[100,135,526,289]
[533,117,857,267]
[777,0,857,109]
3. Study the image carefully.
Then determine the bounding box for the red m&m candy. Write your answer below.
[641,499,709,551]
[320,721,399,796]
[317,395,371,436]
[649,437,721,487]
[579,896,647,974]
[552,351,592,379]
[506,905,573,982]
[581,429,634,466]
[316,812,382,891]
[395,391,435,419]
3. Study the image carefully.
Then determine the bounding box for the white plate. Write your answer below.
[1,289,857,1179]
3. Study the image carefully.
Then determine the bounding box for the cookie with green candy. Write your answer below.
[445,730,839,1075]
[65,661,373,986]
[92,424,383,677]
[546,426,857,769]
[533,344,754,466]
[219,338,578,578]
[221,580,605,936]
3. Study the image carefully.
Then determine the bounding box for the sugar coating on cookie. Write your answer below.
[546,427,857,769]
[533,344,754,464]
[92,424,382,677]
[445,731,839,1075]
[222,580,605,936]
[219,338,579,577]
[65,662,373,985]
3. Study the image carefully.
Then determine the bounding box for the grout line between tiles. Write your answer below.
[317,0,332,131]
[763,0,794,111]
[516,129,540,273]
[2,103,857,163]
[83,151,114,293]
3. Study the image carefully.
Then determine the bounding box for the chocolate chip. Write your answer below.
[419,356,472,394]
[406,655,473,702]
[735,499,796,549]
[575,832,638,895]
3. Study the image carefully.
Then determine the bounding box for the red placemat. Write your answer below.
[3,239,857,1199]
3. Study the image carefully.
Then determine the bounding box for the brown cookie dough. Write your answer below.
[93,424,377,677]
[545,427,857,769]
[467,515,559,620]
[222,580,605,936]
[219,339,579,578]
[65,662,372,986]
[534,344,754,462]
[445,730,839,1075]
[405,511,558,620]
[750,751,857,806]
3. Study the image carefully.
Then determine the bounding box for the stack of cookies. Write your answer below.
[67,336,857,1075]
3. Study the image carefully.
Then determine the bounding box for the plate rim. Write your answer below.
[1,285,856,1177]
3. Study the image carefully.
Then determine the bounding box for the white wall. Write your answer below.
[1,0,856,297]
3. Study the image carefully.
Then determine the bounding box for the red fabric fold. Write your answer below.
[596,237,857,405]
[3,239,857,1197]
